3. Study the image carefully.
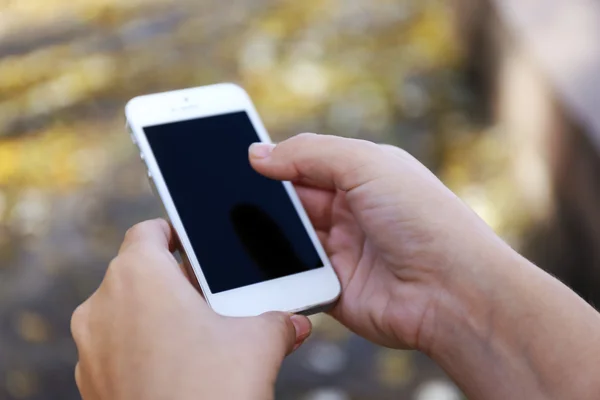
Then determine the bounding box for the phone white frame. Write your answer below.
[125,83,341,317]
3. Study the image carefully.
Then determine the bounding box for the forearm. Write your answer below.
[426,240,600,399]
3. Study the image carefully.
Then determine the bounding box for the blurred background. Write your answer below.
[1,0,600,399]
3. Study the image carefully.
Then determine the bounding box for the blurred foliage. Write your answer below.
[0,0,522,399]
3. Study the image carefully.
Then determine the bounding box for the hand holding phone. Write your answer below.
[71,219,311,400]
[249,132,510,351]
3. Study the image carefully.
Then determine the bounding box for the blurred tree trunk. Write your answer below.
[452,0,600,305]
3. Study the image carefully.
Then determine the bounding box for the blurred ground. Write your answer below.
[1,0,598,399]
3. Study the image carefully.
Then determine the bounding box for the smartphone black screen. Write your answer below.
[144,112,324,293]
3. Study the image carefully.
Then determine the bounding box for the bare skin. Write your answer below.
[72,133,600,400]
[71,220,312,400]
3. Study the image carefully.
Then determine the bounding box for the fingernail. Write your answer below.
[290,314,312,341]
[249,143,275,159]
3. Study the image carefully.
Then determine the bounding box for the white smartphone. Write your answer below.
[125,83,341,317]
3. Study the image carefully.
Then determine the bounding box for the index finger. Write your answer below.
[119,218,175,255]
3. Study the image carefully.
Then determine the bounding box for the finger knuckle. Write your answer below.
[284,132,318,148]
[355,140,399,167]
[295,132,318,141]
[124,222,148,242]
[105,255,123,277]
[380,143,414,161]
[380,143,402,153]
[70,303,89,342]
[74,363,82,385]
[126,218,166,237]
[152,218,171,235]
[266,313,294,340]
[106,253,142,284]
[102,256,136,299]
[74,363,86,393]
[353,137,384,154]
[275,314,293,333]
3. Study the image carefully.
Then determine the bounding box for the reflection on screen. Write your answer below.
[144,112,324,293]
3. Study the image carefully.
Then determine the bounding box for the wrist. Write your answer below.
[415,230,514,351]
[418,238,543,398]
[420,235,600,399]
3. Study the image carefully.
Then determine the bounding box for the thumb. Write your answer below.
[249,133,387,191]
[259,312,313,355]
